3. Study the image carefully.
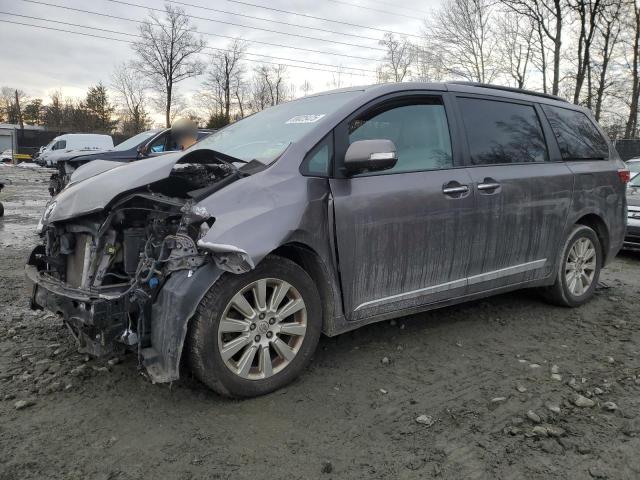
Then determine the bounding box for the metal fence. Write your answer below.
[614,139,640,161]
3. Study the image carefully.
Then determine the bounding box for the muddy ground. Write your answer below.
[0,164,639,480]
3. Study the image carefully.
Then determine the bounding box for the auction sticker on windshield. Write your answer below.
[285,114,325,124]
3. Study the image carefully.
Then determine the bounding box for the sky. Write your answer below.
[0,0,440,121]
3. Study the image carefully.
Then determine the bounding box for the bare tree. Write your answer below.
[412,44,447,82]
[300,80,312,97]
[204,39,246,125]
[378,33,413,82]
[496,12,535,88]
[592,0,624,120]
[570,0,605,105]
[132,4,205,127]
[112,62,151,134]
[328,65,347,89]
[253,64,289,108]
[0,87,26,125]
[501,0,566,95]
[233,75,249,119]
[424,0,498,83]
[625,0,640,137]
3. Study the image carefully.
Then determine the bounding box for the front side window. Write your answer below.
[542,105,608,160]
[348,98,453,174]
[459,97,547,165]
[301,134,333,177]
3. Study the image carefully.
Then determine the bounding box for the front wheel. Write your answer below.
[187,255,322,397]
[543,224,602,307]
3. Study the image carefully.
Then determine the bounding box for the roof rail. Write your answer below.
[447,81,568,103]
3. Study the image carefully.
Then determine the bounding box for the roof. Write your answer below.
[312,81,571,108]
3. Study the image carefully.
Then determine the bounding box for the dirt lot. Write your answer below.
[1,165,639,480]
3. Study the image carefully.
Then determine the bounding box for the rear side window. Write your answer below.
[542,105,608,160]
[458,97,547,165]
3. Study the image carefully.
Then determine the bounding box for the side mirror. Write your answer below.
[344,139,397,175]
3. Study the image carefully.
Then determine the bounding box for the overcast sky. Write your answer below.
[0,0,440,117]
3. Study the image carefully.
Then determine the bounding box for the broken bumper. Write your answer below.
[26,249,224,384]
[25,262,130,356]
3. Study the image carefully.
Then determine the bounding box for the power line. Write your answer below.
[0,11,377,74]
[0,18,376,77]
[103,0,386,52]
[179,0,423,39]
[360,0,430,16]
[326,0,425,20]
[20,0,380,62]
[160,0,383,43]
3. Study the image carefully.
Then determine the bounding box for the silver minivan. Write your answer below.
[27,82,629,397]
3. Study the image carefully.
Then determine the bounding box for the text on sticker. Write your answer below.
[285,114,326,124]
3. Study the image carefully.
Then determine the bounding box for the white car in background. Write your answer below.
[39,134,114,167]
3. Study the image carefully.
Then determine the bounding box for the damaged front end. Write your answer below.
[26,152,257,382]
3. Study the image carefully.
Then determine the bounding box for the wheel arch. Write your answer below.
[575,213,610,263]
[269,242,342,335]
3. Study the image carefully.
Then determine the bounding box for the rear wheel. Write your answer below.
[187,255,321,397]
[544,224,602,307]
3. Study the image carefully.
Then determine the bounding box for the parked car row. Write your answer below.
[47,126,213,196]
[25,82,631,398]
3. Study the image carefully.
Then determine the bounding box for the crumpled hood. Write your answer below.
[46,152,183,223]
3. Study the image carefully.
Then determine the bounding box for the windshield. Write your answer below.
[114,130,159,151]
[630,171,640,188]
[190,91,361,163]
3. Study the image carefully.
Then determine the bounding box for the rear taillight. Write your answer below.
[618,169,630,184]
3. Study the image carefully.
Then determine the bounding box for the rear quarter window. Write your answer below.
[542,105,608,160]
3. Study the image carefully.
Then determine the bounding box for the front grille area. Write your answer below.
[66,234,91,288]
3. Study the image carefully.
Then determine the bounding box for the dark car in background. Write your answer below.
[48,127,213,196]
[26,82,628,398]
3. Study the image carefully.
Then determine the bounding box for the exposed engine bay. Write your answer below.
[29,152,257,362]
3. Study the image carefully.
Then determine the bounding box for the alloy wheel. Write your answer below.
[564,237,597,297]
[217,278,307,380]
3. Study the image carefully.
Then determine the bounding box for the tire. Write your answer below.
[187,255,322,398]
[543,224,602,307]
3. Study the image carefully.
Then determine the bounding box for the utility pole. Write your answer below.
[15,89,23,130]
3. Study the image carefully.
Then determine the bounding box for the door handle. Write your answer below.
[442,185,469,195]
[477,182,501,191]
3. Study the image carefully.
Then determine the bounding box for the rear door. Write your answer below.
[330,93,476,320]
[453,95,574,292]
